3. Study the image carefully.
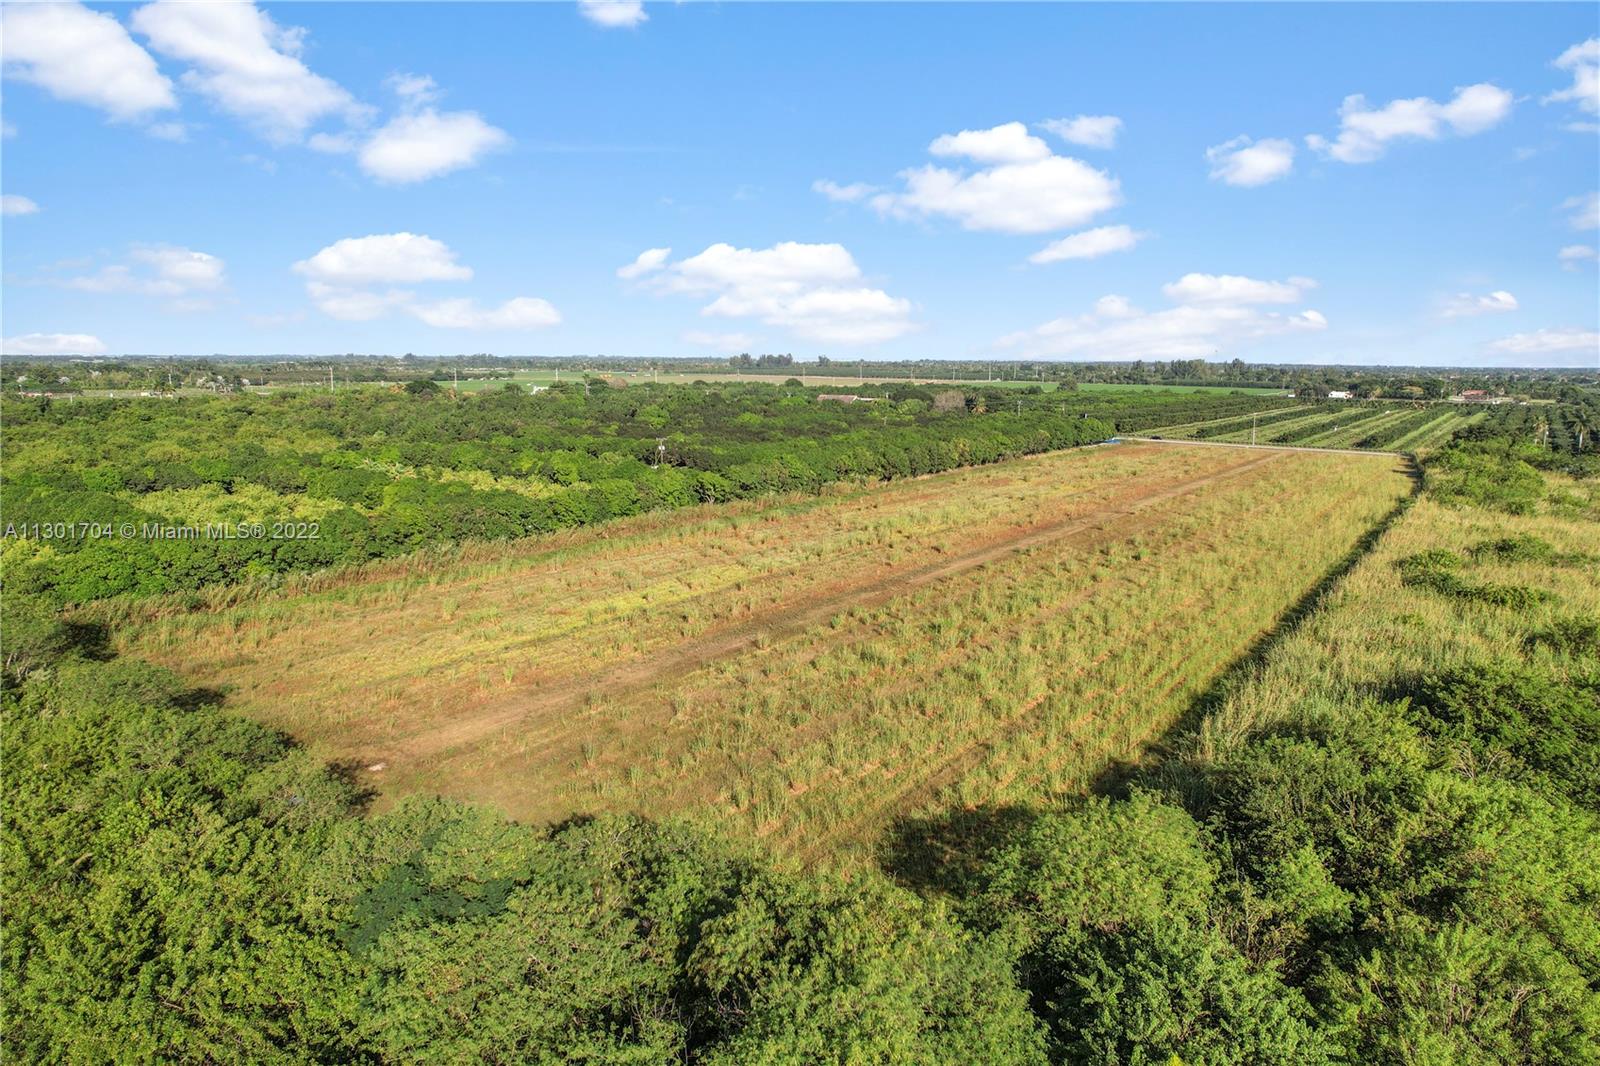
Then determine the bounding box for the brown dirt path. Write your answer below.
[390,449,1285,766]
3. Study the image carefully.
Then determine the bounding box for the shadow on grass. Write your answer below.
[61,619,115,661]
[878,456,1422,898]
[879,804,1041,898]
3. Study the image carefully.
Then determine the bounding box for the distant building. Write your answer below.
[1327,390,1353,399]
[818,393,878,403]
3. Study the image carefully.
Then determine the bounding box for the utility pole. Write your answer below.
[329,365,334,392]
[653,438,666,469]
[1251,411,1258,446]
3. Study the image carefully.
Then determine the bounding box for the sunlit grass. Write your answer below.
[113,443,1413,865]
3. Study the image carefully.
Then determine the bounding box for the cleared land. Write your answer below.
[118,443,1412,861]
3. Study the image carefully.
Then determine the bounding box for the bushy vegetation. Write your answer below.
[4,385,1596,1062]
[1,383,1129,604]
[1396,548,1554,609]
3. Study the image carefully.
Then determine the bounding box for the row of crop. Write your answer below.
[1102,393,1295,433]
[1547,404,1596,455]
[1297,409,1416,449]
[1346,407,1453,449]
[1263,404,1392,444]
[1180,404,1323,439]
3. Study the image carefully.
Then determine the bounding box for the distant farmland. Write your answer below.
[118,442,1413,863]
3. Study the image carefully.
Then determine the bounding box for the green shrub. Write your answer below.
[1397,551,1554,610]
[1397,550,1468,595]
[1403,660,1600,808]
[1462,581,1553,610]
[1471,534,1557,563]
[973,793,1330,1064]
[1527,615,1600,657]
[1427,441,1547,514]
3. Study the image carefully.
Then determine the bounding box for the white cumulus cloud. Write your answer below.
[386,72,439,107]
[1029,224,1146,265]
[1205,135,1295,187]
[617,247,672,279]
[640,242,916,345]
[293,233,473,284]
[1161,273,1315,306]
[130,0,364,143]
[1563,191,1599,230]
[60,244,227,309]
[1544,38,1599,122]
[1039,115,1122,149]
[1441,290,1519,318]
[357,107,509,183]
[3,332,109,356]
[303,282,410,322]
[1306,83,1513,163]
[929,121,1051,164]
[1,1,176,123]
[1,194,41,216]
[1489,328,1600,358]
[820,121,1122,236]
[812,179,878,204]
[295,233,556,329]
[408,296,561,330]
[579,0,647,28]
[999,272,1326,361]
[1558,244,1598,269]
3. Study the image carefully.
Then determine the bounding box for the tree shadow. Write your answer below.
[323,757,382,815]
[172,684,228,712]
[60,618,114,661]
[878,803,1041,898]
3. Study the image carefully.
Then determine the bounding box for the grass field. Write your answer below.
[1184,472,1600,769]
[114,442,1413,863]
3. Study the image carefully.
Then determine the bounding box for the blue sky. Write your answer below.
[2,1,1597,366]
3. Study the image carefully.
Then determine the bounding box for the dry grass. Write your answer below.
[115,443,1414,863]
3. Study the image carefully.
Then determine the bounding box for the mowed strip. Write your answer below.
[120,444,1413,858]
